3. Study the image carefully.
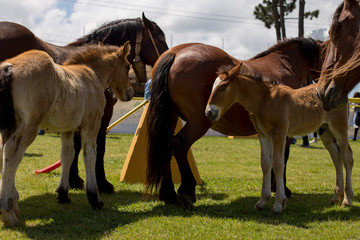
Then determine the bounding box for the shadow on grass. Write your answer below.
[14,187,360,239]
[24,153,43,157]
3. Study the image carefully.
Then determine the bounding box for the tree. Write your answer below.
[254,0,319,41]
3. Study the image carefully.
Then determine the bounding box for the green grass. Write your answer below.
[2,133,360,239]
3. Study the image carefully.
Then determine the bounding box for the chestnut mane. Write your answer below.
[63,45,119,66]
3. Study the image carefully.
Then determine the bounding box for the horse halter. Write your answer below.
[133,25,161,64]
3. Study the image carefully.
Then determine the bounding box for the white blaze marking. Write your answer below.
[212,76,221,92]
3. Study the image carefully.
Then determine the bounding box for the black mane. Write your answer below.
[69,18,143,46]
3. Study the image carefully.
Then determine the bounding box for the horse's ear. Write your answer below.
[228,63,243,80]
[98,41,104,47]
[120,41,131,58]
[142,12,154,31]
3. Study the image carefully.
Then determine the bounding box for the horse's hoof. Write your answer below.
[178,194,195,210]
[97,180,114,194]
[69,175,84,189]
[159,188,178,205]
[56,188,71,204]
[1,210,20,227]
[91,200,104,210]
[57,195,71,204]
[254,201,266,211]
[330,198,342,205]
[341,199,352,207]
[87,192,103,210]
[271,206,283,214]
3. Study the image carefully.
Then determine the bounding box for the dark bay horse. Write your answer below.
[206,63,353,213]
[146,38,323,208]
[0,13,168,193]
[317,0,360,110]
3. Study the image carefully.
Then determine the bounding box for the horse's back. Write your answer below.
[166,43,238,119]
[0,22,38,61]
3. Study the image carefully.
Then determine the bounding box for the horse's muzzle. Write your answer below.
[205,104,220,121]
[123,88,134,101]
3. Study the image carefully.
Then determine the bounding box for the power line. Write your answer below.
[59,0,330,29]
[59,0,266,26]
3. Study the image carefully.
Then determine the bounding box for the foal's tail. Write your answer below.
[146,52,176,193]
[0,62,15,132]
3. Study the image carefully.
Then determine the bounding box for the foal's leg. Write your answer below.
[331,126,354,207]
[69,89,117,192]
[81,127,103,210]
[254,136,273,211]
[271,134,287,214]
[318,125,344,205]
[56,132,75,204]
[171,119,212,209]
[0,124,38,227]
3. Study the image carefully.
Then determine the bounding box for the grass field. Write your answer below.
[1,133,360,239]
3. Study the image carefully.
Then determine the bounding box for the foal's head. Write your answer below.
[205,63,243,121]
[107,41,134,101]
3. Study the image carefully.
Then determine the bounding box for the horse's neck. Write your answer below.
[233,78,271,114]
[246,49,312,88]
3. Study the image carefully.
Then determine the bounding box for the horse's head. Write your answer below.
[317,0,360,110]
[140,13,169,66]
[109,41,134,101]
[205,63,243,121]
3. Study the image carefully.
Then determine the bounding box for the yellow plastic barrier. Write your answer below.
[349,98,360,108]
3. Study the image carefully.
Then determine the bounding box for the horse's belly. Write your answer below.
[287,117,324,136]
[40,106,85,132]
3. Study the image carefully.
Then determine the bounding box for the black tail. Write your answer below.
[0,62,15,132]
[146,53,176,193]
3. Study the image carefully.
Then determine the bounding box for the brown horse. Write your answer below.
[206,63,353,214]
[0,13,168,193]
[0,43,132,227]
[146,38,323,208]
[317,0,360,110]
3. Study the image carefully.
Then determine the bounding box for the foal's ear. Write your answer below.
[120,41,131,58]
[228,63,243,80]
[98,42,104,47]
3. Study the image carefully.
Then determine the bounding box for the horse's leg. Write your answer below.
[254,136,272,210]
[318,125,344,205]
[271,137,292,198]
[95,89,117,194]
[0,123,38,227]
[330,125,354,207]
[340,143,354,207]
[81,126,103,210]
[69,132,84,189]
[171,119,212,209]
[271,134,287,214]
[56,132,75,204]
